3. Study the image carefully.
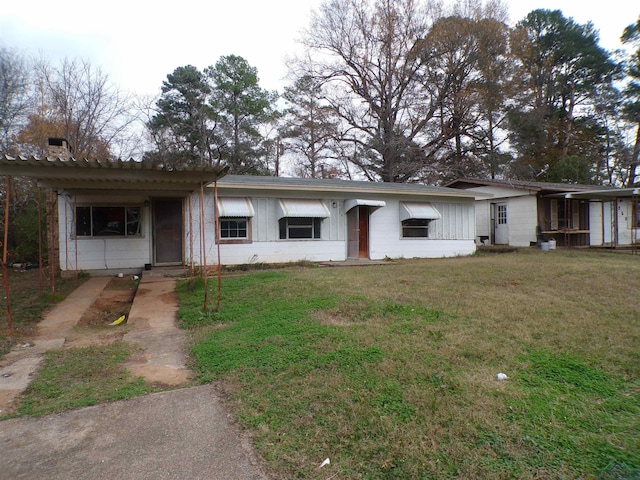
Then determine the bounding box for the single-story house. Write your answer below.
[0,150,481,274]
[445,178,639,249]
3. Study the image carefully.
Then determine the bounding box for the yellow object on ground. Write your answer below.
[109,315,126,326]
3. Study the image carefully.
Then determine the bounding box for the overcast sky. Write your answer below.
[0,0,637,97]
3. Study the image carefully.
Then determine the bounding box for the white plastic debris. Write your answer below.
[496,372,508,381]
[132,275,139,281]
[319,458,330,468]
[117,272,124,278]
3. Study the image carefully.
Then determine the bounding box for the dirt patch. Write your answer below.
[65,277,138,348]
[77,277,137,327]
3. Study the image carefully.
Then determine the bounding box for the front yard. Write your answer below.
[178,249,640,479]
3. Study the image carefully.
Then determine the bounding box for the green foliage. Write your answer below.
[508,9,618,183]
[15,342,156,417]
[9,200,43,262]
[507,349,640,472]
[207,55,277,174]
[178,254,640,478]
[148,55,277,173]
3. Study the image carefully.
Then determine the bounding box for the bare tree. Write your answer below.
[0,48,32,155]
[296,0,514,183]
[23,57,137,159]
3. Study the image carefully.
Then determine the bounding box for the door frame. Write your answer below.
[347,206,371,259]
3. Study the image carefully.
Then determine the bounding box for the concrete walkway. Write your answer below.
[0,273,271,480]
[0,385,269,480]
[0,277,111,412]
[123,275,192,386]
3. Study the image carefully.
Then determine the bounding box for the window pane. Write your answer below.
[313,218,321,239]
[220,218,247,238]
[497,205,507,225]
[126,207,141,235]
[76,206,91,236]
[93,207,125,236]
[402,219,429,238]
[279,217,320,239]
[289,226,312,238]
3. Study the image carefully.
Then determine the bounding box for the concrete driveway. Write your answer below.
[0,384,269,480]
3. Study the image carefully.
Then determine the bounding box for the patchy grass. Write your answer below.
[0,269,87,356]
[14,342,157,417]
[178,249,640,479]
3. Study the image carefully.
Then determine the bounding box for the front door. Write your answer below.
[494,202,508,245]
[358,206,369,258]
[347,206,370,259]
[153,198,183,265]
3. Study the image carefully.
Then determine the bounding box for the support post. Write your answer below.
[214,180,222,311]
[2,177,13,329]
[199,182,208,311]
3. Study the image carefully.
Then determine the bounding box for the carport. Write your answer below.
[0,152,228,328]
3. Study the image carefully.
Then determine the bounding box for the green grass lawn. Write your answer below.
[177,249,640,479]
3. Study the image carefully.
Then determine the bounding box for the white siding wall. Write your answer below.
[188,192,476,266]
[58,193,152,272]
[464,186,538,247]
[617,198,637,246]
[60,188,477,270]
[507,196,538,247]
[475,200,491,239]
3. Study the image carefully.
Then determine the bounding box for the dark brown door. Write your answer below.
[153,198,183,264]
[358,206,369,258]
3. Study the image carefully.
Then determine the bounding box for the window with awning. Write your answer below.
[399,202,441,238]
[216,198,254,242]
[277,199,329,240]
[278,199,330,219]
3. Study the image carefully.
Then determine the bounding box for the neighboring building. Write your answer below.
[445,178,602,247]
[0,154,480,274]
[446,178,639,249]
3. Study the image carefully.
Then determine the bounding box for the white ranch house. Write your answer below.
[0,153,480,274]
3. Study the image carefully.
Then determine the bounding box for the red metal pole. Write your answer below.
[38,188,44,293]
[3,177,13,330]
[200,182,208,311]
[214,180,222,311]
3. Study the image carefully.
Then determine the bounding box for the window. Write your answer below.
[634,199,640,229]
[401,218,431,238]
[76,206,141,237]
[219,217,250,242]
[497,204,507,225]
[279,217,322,239]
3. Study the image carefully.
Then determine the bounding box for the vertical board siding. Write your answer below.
[507,196,538,247]
[58,193,152,272]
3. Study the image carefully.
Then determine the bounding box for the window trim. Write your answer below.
[218,217,252,244]
[75,204,143,239]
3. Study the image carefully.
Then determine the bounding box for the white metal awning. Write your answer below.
[344,199,386,211]
[399,202,441,221]
[278,199,331,219]
[217,197,255,217]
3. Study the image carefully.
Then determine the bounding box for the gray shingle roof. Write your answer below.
[218,175,477,198]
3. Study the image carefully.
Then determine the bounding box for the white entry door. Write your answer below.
[494,202,508,245]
